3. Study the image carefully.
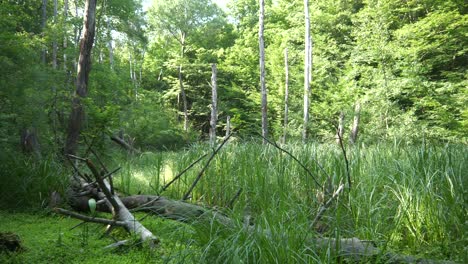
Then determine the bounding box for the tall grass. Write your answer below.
[112,140,467,263]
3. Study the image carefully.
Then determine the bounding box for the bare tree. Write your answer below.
[302,0,312,142]
[63,0,68,71]
[259,0,268,143]
[179,65,189,132]
[282,48,289,144]
[350,102,361,144]
[41,0,47,64]
[210,64,218,147]
[64,0,97,155]
[225,116,231,140]
[336,112,344,144]
[52,0,58,69]
[106,18,113,70]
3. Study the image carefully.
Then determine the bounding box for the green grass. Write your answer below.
[1,141,466,263]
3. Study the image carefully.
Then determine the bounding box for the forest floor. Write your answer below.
[1,142,466,263]
[0,211,197,263]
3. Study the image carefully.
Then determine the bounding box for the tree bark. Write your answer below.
[336,111,344,144]
[259,0,268,143]
[302,0,311,142]
[52,0,58,69]
[225,116,231,140]
[20,128,41,158]
[106,18,114,70]
[282,48,289,144]
[63,159,158,247]
[66,191,453,263]
[41,0,47,64]
[179,65,189,132]
[350,102,361,144]
[210,64,218,147]
[63,0,68,71]
[64,0,97,155]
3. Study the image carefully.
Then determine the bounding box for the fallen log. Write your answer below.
[65,193,455,263]
[61,156,158,248]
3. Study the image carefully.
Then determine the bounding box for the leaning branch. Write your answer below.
[256,132,323,189]
[54,208,126,226]
[182,133,233,200]
[161,153,208,192]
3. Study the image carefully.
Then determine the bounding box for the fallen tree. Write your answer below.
[55,136,455,263]
[59,191,455,263]
[63,155,158,248]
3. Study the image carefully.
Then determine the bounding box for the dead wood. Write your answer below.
[77,193,454,263]
[59,155,158,248]
[110,135,140,154]
[182,133,232,200]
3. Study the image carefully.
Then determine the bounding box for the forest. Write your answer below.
[0,0,466,263]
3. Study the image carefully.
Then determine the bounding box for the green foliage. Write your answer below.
[2,142,465,263]
[0,152,68,209]
[121,91,190,150]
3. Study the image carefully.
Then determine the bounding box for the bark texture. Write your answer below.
[179,65,189,132]
[64,0,97,155]
[259,0,268,143]
[282,48,289,144]
[350,102,361,144]
[210,63,218,147]
[302,0,311,142]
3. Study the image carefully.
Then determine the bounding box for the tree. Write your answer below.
[148,0,228,133]
[64,0,97,155]
[259,0,268,142]
[282,47,289,144]
[210,63,218,147]
[302,0,311,142]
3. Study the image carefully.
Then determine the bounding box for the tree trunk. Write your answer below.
[350,102,361,144]
[302,0,311,142]
[63,0,68,71]
[259,0,268,143]
[210,64,218,147]
[41,0,47,64]
[65,192,454,264]
[73,0,80,72]
[64,0,97,155]
[107,18,114,70]
[20,128,41,158]
[179,65,189,132]
[52,0,58,69]
[282,48,289,144]
[225,116,231,140]
[336,112,344,144]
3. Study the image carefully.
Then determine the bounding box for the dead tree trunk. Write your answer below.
[63,0,68,71]
[64,0,97,155]
[350,102,361,144]
[225,116,231,140]
[179,65,189,132]
[259,0,268,143]
[336,111,344,144]
[41,0,47,64]
[302,0,311,142]
[282,48,289,144]
[52,0,58,69]
[60,158,158,247]
[107,18,114,70]
[210,64,218,147]
[20,128,41,158]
